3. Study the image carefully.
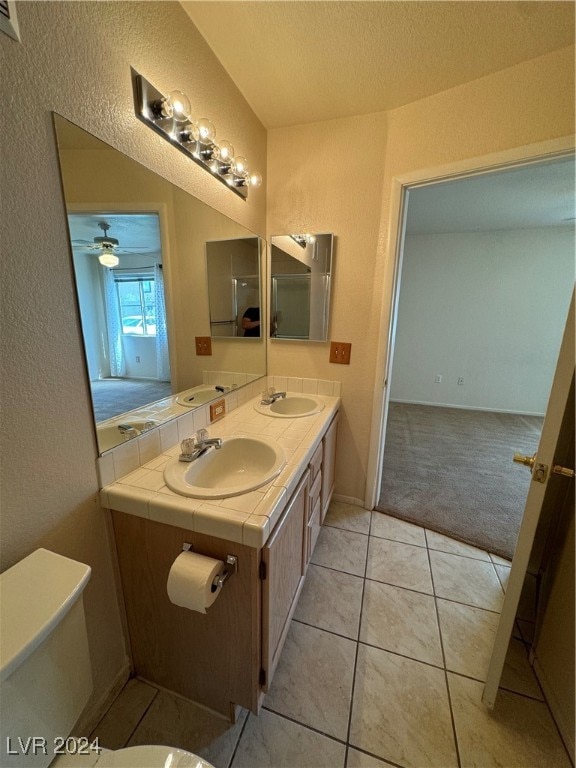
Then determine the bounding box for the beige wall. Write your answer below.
[267,112,389,501]
[1,0,266,720]
[267,45,575,503]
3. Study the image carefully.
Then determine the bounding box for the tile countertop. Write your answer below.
[100,394,341,549]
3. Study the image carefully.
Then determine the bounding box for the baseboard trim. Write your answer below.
[332,493,366,508]
[74,658,131,737]
[389,399,545,418]
[533,657,575,764]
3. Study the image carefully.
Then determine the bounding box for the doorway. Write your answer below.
[373,155,575,560]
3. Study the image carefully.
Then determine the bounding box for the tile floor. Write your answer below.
[90,503,571,768]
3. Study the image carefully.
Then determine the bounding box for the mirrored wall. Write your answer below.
[54,115,266,454]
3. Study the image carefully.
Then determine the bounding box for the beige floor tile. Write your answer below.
[370,512,426,547]
[448,673,571,767]
[232,709,346,767]
[294,563,363,639]
[494,563,510,592]
[312,525,368,577]
[127,690,247,768]
[90,678,158,750]
[347,747,398,767]
[366,537,433,594]
[360,580,443,666]
[325,501,372,534]
[264,621,356,740]
[500,638,544,700]
[437,599,500,680]
[350,645,458,768]
[429,550,504,612]
[426,530,491,561]
[489,552,512,566]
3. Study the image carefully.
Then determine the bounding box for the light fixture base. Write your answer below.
[133,70,248,200]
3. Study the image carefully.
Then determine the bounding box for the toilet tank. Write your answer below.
[0,549,93,768]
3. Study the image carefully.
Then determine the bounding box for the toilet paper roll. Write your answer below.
[167,551,225,613]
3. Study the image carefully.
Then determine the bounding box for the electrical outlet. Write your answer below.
[209,398,226,422]
[434,374,442,383]
[195,336,212,356]
[136,356,141,363]
[457,377,464,386]
[329,341,352,365]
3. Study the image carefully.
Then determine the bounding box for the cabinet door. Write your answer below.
[261,471,309,690]
[321,413,339,523]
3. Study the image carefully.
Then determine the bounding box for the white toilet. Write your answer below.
[0,548,214,768]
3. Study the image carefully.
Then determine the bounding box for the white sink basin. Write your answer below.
[255,395,325,418]
[176,387,221,407]
[163,436,286,499]
[97,419,158,451]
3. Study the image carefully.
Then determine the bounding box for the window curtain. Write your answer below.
[154,264,171,381]
[103,267,126,377]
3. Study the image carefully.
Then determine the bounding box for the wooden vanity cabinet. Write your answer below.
[321,413,339,523]
[260,470,309,691]
[110,411,339,718]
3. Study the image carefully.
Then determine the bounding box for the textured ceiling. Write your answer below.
[405,157,576,235]
[181,1,575,128]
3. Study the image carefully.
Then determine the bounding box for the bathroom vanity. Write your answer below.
[103,394,339,718]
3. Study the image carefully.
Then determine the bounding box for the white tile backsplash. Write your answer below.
[97,377,341,485]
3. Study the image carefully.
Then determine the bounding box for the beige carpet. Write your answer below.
[376,403,543,560]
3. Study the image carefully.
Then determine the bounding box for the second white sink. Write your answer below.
[163,435,286,499]
[255,394,325,418]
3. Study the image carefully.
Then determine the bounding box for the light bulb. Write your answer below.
[232,156,248,175]
[248,171,262,188]
[214,140,234,163]
[160,90,191,122]
[99,252,119,267]
[179,122,198,144]
[197,118,216,143]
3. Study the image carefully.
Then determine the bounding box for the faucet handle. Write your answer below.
[180,437,195,455]
[195,428,209,446]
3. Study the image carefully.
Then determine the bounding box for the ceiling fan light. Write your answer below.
[98,251,119,268]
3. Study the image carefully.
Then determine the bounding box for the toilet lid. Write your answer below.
[96,745,214,768]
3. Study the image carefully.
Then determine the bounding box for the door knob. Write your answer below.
[513,453,536,471]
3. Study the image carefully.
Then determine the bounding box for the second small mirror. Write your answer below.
[270,233,334,341]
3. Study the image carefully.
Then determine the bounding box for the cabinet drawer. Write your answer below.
[307,498,322,563]
[309,442,323,481]
[309,471,321,520]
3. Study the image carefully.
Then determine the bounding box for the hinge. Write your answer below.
[259,561,267,580]
[259,668,266,687]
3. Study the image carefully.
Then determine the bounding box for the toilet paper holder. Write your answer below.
[182,543,237,593]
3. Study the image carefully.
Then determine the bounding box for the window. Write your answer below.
[115,269,156,336]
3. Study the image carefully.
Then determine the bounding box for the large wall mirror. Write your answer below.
[53,115,266,454]
[270,234,334,341]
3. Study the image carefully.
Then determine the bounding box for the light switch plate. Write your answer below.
[329,342,351,365]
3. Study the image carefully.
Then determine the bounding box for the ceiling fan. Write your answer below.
[71,221,148,267]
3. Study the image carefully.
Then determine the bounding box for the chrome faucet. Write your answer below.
[260,388,286,405]
[215,384,230,393]
[179,428,223,462]
[118,424,139,438]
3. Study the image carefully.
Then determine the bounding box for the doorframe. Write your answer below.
[365,135,575,510]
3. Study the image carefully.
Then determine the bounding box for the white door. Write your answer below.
[483,290,575,708]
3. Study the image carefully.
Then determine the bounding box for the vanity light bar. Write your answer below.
[132,70,262,200]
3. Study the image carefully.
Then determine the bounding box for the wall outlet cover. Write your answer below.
[195,336,212,356]
[210,398,226,422]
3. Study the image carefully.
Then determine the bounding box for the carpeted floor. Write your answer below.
[376,402,543,560]
[91,378,173,421]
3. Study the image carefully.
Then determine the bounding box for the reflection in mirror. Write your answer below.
[270,234,334,341]
[206,238,261,337]
[54,115,266,454]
